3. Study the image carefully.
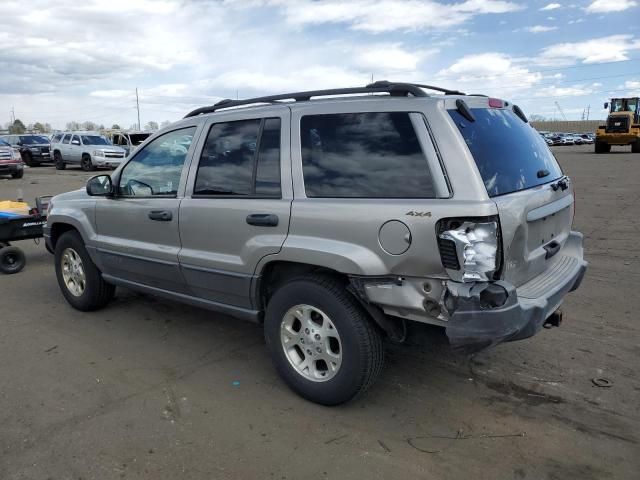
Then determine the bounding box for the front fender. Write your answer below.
[47,199,98,262]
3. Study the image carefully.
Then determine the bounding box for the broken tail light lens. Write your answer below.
[437,217,500,282]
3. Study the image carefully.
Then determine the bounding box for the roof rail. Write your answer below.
[368,80,465,96]
[184,81,464,118]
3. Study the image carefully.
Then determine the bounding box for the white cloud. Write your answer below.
[525,25,558,33]
[275,0,523,33]
[586,0,637,13]
[534,84,598,97]
[622,80,640,95]
[436,53,542,96]
[537,35,640,65]
[540,3,562,10]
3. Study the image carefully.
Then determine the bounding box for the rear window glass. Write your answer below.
[301,112,435,198]
[449,108,562,197]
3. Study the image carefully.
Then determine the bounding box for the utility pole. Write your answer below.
[554,101,567,121]
[10,107,15,124]
[135,88,141,131]
[586,105,590,121]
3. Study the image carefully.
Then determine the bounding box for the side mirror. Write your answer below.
[604,102,609,110]
[86,175,113,196]
[71,139,80,145]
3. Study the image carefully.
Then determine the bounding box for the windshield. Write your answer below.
[19,136,49,145]
[129,133,151,146]
[81,135,111,146]
[449,108,563,197]
[611,99,625,112]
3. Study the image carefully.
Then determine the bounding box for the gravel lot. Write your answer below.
[1,145,638,480]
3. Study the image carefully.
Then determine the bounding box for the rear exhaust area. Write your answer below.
[543,309,563,329]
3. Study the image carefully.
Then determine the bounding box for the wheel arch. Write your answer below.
[255,260,348,311]
[49,222,82,250]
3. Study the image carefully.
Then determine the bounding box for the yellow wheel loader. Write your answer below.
[595,97,640,153]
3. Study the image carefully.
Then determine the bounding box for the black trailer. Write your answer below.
[0,196,51,274]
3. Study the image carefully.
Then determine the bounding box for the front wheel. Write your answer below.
[264,275,384,405]
[595,141,611,153]
[11,169,23,179]
[81,155,95,171]
[54,231,115,311]
[632,140,640,153]
[21,152,33,167]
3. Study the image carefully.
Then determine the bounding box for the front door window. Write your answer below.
[118,127,196,197]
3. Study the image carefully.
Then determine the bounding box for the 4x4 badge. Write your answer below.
[405,211,432,217]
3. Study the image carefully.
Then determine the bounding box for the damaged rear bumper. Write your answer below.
[446,251,587,351]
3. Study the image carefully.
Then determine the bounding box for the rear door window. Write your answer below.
[194,118,281,197]
[449,108,562,197]
[300,112,436,198]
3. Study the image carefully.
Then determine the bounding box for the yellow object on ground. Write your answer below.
[0,201,30,216]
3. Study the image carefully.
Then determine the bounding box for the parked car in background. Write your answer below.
[50,132,126,171]
[0,134,51,166]
[46,81,587,405]
[558,134,574,145]
[580,134,594,144]
[0,139,24,178]
[106,131,153,157]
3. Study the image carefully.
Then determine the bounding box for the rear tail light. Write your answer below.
[488,98,504,108]
[437,216,502,283]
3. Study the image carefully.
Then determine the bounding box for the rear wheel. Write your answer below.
[0,246,26,274]
[595,141,611,154]
[11,169,23,179]
[54,151,66,170]
[264,274,384,405]
[632,140,640,153]
[81,154,95,171]
[54,230,115,311]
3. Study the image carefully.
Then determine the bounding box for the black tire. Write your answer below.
[54,151,66,170]
[54,230,115,311]
[632,140,640,153]
[595,141,611,154]
[21,151,33,167]
[264,274,384,405]
[0,246,26,274]
[11,169,23,179]
[81,154,95,171]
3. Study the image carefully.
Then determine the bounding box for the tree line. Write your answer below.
[5,119,171,134]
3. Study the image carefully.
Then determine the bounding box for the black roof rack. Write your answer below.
[184,81,465,118]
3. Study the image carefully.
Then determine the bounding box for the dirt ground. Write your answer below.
[0,145,638,480]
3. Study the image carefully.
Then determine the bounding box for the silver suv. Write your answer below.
[44,82,587,405]
[50,131,126,171]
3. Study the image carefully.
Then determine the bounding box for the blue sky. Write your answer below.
[1,0,638,128]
